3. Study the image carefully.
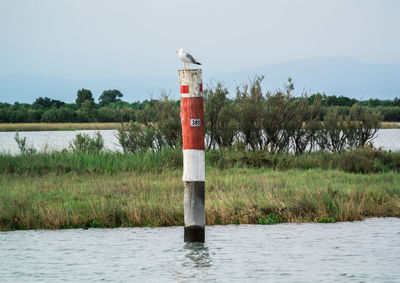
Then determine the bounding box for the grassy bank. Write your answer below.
[1,148,399,230]
[381,121,400,129]
[0,168,399,231]
[1,147,400,175]
[0,121,399,132]
[0,122,121,132]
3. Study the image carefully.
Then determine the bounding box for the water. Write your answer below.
[1,129,400,154]
[0,130,121,154]
[0,218,399,282]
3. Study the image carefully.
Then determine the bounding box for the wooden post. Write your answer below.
[179,69,205,242]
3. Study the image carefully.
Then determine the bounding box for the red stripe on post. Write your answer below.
[199,83,203,92]
[180,85,189,94]
[180,97,205,150]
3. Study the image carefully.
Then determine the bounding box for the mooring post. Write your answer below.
[179,68,205,243]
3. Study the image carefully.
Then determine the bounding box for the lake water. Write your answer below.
[0,130,121,155]
[1,129,400,154]
[0,218,399,282]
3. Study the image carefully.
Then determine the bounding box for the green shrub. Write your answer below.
[318,217,336,223]
[257,213,280,225]
[69,132,104,154]
[117,122,157,153]
[14,132,37,155]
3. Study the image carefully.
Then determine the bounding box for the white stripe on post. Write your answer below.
[182,150,205,182]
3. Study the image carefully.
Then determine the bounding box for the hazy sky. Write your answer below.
[1,0,399,79]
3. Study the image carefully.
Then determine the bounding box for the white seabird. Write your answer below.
[176,48,201,70]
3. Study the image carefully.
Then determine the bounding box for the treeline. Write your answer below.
[0,77,399,124]
[0,89,156,123]
[117,77,382,154]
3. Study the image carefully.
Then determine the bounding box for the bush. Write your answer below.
[14,133,37,155]
[376,106,400,121]
[318,216,336,223]
[69,132,104,154]
[347,103,381,148]
[154,94,181,149]
[117,122,157,153]
[235,76,264,151]
[257,213,280,225]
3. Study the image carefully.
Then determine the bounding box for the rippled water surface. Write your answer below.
[1,218,399,282]
[0,129,400,154]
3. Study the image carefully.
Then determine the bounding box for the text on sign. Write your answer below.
[190,119,201,127]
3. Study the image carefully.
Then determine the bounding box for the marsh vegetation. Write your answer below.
[1,168,399,231]
[1,78,399,231]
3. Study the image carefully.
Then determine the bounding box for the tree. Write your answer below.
[155,94,181,149]
[235,76,265,151]
[263,78,300,153]
[77,100,96,122]
[393,97,400,107]
[99,89,123,106]
[204,82,229,150]
[367,98,381,107]
[317,107,347,152]
[348,103,381,148]
[76,89,94,107]
[215,101,239,149]
[33,97,65,109]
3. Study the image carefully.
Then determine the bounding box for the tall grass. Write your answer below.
[1,147,399,175]
[0,169,399,230]
[380,122,400,129]
[207,147,400,173]
[0,149,183,175]
[0,123,121,132]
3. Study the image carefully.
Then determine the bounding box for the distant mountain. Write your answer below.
[0,57,399,103]
[212,57,400,100]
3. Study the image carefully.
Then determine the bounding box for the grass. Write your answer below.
[0,168,399,231]
[0,122,122,132]
[2,146,399,175]
[0,150,183,175]
[0,121,399,132]
[257,213,281,225]
[381,121,400,129]
[0,147,399,231]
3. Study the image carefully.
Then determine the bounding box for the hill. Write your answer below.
[0,57,399,103]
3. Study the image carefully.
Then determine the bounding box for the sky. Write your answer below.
[1,0,400,80]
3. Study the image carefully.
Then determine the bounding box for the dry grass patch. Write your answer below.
[0,123,121,132]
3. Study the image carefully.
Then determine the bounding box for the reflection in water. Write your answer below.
[170,242,212,281]
[183,243,211,268]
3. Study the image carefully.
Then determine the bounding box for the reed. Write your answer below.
[0,149,183,175]
[2,147,398,175]
[380,122,400,129]
[0,123,122,132]
[0,169,399,231]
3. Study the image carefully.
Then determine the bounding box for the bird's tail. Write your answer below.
[194,61,202,65]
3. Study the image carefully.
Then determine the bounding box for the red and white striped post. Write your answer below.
[179,68,205,242]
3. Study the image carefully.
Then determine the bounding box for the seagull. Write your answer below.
[176,48,201,70]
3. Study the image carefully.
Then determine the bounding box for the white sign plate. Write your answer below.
[190,119,201,127]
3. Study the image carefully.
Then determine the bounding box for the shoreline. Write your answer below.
[1,217,397,233]
[0,122,122,132]
[0,121,399,132]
